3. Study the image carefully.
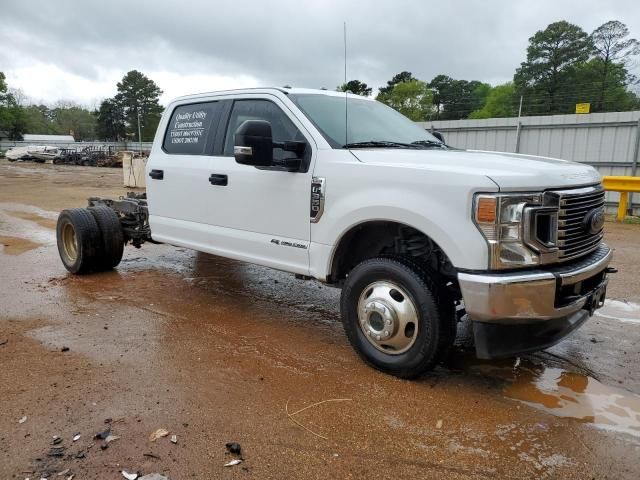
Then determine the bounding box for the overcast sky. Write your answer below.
[2,0,640,107]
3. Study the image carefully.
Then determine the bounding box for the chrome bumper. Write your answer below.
[458,244,612,324]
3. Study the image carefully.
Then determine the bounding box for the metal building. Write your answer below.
[22,134,75,143]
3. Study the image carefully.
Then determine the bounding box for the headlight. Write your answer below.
[474,193,546,269]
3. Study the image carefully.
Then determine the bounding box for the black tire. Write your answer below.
[89,206,124,270]
[340,257,454,379]
[56,208,102,274]
[392,255,457,363]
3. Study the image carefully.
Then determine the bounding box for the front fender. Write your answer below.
[310,191,493,279]
[308,153,499,279]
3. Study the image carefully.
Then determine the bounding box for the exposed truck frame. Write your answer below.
[88,193,151,248]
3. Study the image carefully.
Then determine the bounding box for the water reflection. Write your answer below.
[504,366,640,438]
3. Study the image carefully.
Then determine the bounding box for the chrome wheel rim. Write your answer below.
[61,221,78,264]
[357,281,419,355]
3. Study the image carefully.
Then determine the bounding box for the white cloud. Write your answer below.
[6,64,260,108]
[151,71,260,105]
[1,0,639,106]
[6,64,120,108]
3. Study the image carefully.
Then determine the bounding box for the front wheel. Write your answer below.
[340,258,453,378]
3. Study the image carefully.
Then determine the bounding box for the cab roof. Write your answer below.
[171,87,372,103]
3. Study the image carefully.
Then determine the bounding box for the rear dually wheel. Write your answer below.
[89,206,124,270]
[56,208,102,274]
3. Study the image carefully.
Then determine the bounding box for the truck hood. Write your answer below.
[350,148,601,191]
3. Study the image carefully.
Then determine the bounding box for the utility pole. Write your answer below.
[137,110,142,153]
[344,21,348,146]
[514,95,523,153]
[628,118,640,215]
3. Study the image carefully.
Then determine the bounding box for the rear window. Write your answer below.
[163,102,220,155]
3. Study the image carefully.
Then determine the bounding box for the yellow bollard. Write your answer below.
[617,191,628,221]
[603,176,640,222]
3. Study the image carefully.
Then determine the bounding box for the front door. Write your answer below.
[199,96,316,274]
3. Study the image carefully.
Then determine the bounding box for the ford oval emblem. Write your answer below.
[584,208,605,235]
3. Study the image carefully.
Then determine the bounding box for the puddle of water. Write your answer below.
[504,365,640,439]
[0,202,57,218]
[0,235,43,255]
[0,203,57,246]
[595,299,640,325]
[5,210,57,229]
[457,354,640,440]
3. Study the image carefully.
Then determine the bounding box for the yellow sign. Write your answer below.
[575,103,590,114]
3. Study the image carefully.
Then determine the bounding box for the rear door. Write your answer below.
[146,99,226,244]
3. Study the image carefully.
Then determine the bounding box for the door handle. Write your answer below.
[149,169,164,180]
[209,174,228,186]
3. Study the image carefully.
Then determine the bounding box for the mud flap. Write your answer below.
[473,309,591,359]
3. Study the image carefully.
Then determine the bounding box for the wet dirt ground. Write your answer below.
[1,159,640,479]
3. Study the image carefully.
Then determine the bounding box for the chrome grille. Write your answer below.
[555,185,605,261]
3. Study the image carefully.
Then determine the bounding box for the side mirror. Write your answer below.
[234,120,274,167]
[432,131,445,144]
[234,119,306,171]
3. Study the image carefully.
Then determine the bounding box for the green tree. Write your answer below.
[469,83,518,119]
[378,71,415,96]
[428,75,491,119]
[95,98,126,141]
[590,20,640,111]
[514,21,593,114]
[23,105,56,134]
[8,87,28,107]
[50,102,96,140]
[0,72,12,132]
[428,74,453,117]
[337,80,372,96]
[0,72,27,140]
[114,70,163,142]
[0,72,9,102]
[570,59,640,112]
[376,79,433,121]
[470,81,492,113]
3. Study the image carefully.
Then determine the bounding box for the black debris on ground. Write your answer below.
[225,442,242,455]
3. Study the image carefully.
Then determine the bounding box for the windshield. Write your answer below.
[289,93,443,148]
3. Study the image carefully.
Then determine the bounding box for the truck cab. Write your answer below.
[56,87,612,378]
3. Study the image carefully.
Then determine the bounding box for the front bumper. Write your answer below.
[458,244,612,358]
[458,244,612,323]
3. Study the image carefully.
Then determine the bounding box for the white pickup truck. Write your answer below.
[55,88,613,378]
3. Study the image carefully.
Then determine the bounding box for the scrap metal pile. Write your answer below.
[4,145,147,168]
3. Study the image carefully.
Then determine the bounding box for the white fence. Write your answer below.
[418,111,640,214]
[0,140,153,153]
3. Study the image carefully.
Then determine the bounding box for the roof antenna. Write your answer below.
[343,21,348,146]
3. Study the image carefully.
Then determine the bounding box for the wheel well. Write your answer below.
[330,221,458,286]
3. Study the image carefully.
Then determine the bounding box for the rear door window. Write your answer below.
[163,101,221,155]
